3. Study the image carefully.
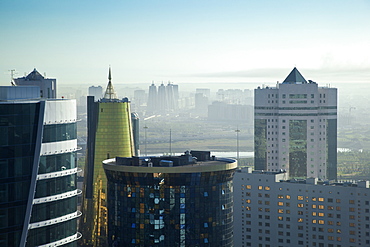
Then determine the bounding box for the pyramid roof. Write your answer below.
[282,67,307,84]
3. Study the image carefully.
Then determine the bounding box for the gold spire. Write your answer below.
[103,66,118,100]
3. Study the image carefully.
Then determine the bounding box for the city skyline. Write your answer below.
[1,0,370,86]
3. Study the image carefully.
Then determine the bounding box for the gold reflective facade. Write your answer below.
[80,99,135,246]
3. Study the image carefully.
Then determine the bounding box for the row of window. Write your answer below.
[42,123,77,143]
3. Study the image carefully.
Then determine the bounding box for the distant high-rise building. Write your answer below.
[254,68,337,180]
[166,82,178,111]
[13,68,57,99]
[234,168,370,247]
[88,86,103,100]
[147,83,157,115]
[146,82,179,115]
[80,68,136,246]
[194,93,208,117]
[196,88,211,98]
[0,86,80,247]
[208,101,253,124]
[157,83,168,114]
[103,151,237,247]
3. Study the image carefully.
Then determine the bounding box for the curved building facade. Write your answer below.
[0,86,80,247]
[103,151,237,247]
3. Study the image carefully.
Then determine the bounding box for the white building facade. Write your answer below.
[234,168,370,247]
[254,68,337,180]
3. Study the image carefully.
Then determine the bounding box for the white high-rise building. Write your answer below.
[88,85,103,100]
[254,68,337,180]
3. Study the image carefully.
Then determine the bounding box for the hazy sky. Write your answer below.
[1,0,369,86]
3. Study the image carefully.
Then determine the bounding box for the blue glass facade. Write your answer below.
[0,102,41,247]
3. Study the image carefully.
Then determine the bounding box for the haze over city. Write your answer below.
[1,0,370,85]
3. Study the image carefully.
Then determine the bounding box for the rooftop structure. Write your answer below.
[13,68,57,98]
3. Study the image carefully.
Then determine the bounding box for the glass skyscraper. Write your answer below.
[254,68,337,180]
[0,86,80,246]
[103,151,237,247]
[80,68,136,246]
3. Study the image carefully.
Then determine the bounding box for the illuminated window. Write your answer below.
[336,206,341,211]
[349,208,355,212]
[312,212,317,216]
[318,213,324,217]
[297,203,304,208]
[258,186,263,190]
[298,196,304,200]
[337,237,341,241]
[258,208,263,211]
[278,209,284,214]
[312,205,317,209]
[265,208,270,212]
[350,238,356,243]
[336,199,341,203]
[278,195,284,199]
[318,197,324,202]
[246,206,251,211]
[349,223,355,227]
[246,199,251,203]
[286,195,291,199]
[278,216,283,221]
[319,220,324,224]
[278,202,284,206]
[298,218,303,222]
[312,220,317,224]
[312,197,317,201]
[327,206,334,210]
[318,205,324,209]
[336,222,341,226]
[328,221,333,225]
[246,185,252,189]
[328,228,334,233]
[349,200,355,204]
[265,186,270,190]
[286,210,290,214]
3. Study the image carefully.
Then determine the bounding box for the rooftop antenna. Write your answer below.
[8,69,16,86]
[235,127,240,162]
[169,129,172,156]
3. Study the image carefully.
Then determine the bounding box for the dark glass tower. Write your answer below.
[0,86,80,246]
[103,151,237,247]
